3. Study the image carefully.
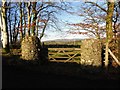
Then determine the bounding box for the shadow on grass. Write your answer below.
[2,52,120,88]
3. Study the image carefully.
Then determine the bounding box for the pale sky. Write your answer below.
[41,2,88,41]
[41,0,108,41]
[41,1,97,41]
[1,1,107,41]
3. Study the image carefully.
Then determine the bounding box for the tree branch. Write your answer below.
[85,1,107,13]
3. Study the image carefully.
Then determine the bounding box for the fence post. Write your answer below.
[118,37,120,62]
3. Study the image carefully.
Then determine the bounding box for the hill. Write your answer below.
[42,39,82,45]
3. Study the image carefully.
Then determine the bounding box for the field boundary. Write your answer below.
[48,48,81,62]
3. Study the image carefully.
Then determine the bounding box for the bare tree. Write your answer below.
[7,2,13,45]
[19,2,23,42]
[65,2,108,41]
[82,0,115,68]
[1,0,9,52]
[23,2,27,36]
[104,0,115,67]
[13,9,19,44]
[31,2,37,36]
[26,2,31,36]
[68,1,115,67]
[21,1,71,61]
[113,1,120,38]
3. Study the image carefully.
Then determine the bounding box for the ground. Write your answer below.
[2,66,120,88]
[1,49,120,88]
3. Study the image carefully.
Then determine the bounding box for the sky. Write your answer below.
[40,0,112,41]
[41,2,90,41]
[0,0,108,41]
[4,0,108,2]
[41,1,106,41]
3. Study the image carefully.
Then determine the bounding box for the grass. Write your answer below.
[2,48,120,88]
[2,48,120,80]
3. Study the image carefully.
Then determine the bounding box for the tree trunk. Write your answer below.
[8,2,12,45]
[19,2,23,42]
[118,38,120,62]
[1,0,9,52]
[23,3,26,37]
[105,42,109,67]
[27,2,31,36]
[13,10,18,44]
[36,19,39,36]
[31,2,37,36]
[0,6,2,38]
[105,1,114,68]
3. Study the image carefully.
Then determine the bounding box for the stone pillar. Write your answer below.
[80,39,102,67]
[21,36,41,61]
